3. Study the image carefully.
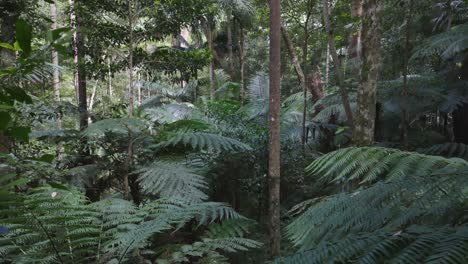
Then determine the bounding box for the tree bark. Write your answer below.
[50,2,60,104]
[69,0,87,132]
[50,1,64,159]
[125,0,135,199]
[108,56,113,97]
[322,0,355,130]
[127,0,135,117]
[204,15,216,99]
[281,26,306,91]
[268,0,281,258]
[239,26,246,105]
[352,0,383,145]
[400,0,413,148]
[280,25,308,147]
[227,9,233,74]
[349,0,363,74]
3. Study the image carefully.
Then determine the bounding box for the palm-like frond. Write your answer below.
[83,117,148,137]
[306,147,468,185]
[0,187,101,263]
[156,132,252,152]
[419,142,468,161]
[286,169,467,249]
[411,23,468,60]
[137,159,208,203]
[277,226,468,264]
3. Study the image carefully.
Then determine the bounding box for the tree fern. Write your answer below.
[156,132,252,152]
[286,168,467,248]
[0,187,101,263]
[419,142,468,161]
[277,226,468,264]
[137,159,208,203]
[282,146,468,263]
[411,22,468,60]
[306,147,468,185]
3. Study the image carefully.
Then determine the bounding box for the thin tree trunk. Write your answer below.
[302,18,310,150]
[349,0,363,74]
[352,0,383,145]
[89,82,97,111]
[322,0,355,130]
[400,0,413,148]
[127,0,134,117]
[108,56,113,97]
[325,42,330,85]
[69,0,87,132]
[137,71,141,104]
[268,0,281,258]
[227,9,233,74]
[281,26,306,90]
[125,0,135,199]
[239,26,246,105]
[205,15,216,99]
[50,1,63,159]
[280,25,308,147]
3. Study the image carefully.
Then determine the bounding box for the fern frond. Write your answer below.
[277,226,468,264]
[285,169,467,250]
[306,147,468,185]
[137,159,208,203]
[411,23,468,60]
[83,117,148,137]
[156,132,252,152]
[419,143,468,161]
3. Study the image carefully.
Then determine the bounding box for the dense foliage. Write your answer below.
[1,0,468,263]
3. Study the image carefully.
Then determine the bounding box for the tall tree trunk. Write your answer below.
[137,71,141,104]
[50,1,63,159]
[50,2,60,104]
[127,1,134,117]
[268,0,281,258]
[302,16,310,150]
[69,0,87,132]
[108,56,113,97]
[280,25,308,147]
[352,0,383,145]
[227,9,233,74]
[400,0,413,148]
[349,0,363,74]
[89,82,97,111]
[205,15,216,99]
[281,26,306,91]
[325,42,330,85]
[239,26,246,105]
[125,0,135,199]
[322,0,355,129]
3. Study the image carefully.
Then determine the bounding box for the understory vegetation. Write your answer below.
[1,0,468,263]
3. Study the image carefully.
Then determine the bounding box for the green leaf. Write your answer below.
[0,43,15,50]
[51,27,71,41]
[43,0,55,3]
[15,19,32,56]
[0,111,11,130]
[8,126,30,142]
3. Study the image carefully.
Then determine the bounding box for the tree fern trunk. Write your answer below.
[268,0,281,258]
[353,0,382,145]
